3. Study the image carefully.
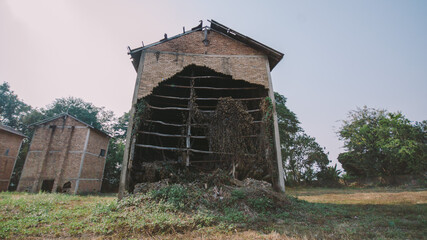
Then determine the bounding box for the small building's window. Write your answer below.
[99,149,106,157]
[4,149,9,156]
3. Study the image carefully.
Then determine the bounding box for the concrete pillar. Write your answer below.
[266,58,286,193]
[119,51,146,199]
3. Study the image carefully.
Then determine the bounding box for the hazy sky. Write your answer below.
[1,0,426,167]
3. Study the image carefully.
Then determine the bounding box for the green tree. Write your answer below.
[285,132,330,184]
[42,97,114,134]
[338,106,427,177]
[275,92,300,151]
[0,82,31,130]
[274,92,331,185]
[101,139,124,192]
[101,112,129,192]
[113,111,130,139]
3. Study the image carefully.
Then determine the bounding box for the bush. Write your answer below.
[248,197,273,213]
[150,185,189,209]
[231,189,246,200]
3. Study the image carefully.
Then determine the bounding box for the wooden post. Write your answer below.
[266,58,286,193]
[185,74,195,166]
[118,51,146,199]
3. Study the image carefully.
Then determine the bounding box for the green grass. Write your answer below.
[0,187,426,239]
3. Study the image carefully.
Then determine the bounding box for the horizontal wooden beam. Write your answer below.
[152,94,189,100]
[135,144,211,153]
[139,131,183,138]
[144,120,208,127]
[144,119,262,127]
[139,131,208,139]
[144,120,186,127]
[152,94,264,101]
[189,160,226,163]
[163,84,257,90]
[147,104,260,113]
[157,103,216,109]
[175,75,232,80]
[135,144,182,151]
[147,104,189,111]
[196,97,264,101]
[135,144,255,156]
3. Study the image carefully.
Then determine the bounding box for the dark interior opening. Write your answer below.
[41,179,55,193]
[130,65,269,189]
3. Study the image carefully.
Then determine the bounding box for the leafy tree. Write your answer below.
[275,92,300,151]
[316,164,342,184]
[113,111,130,139]
[101,111,129,192]
[274,92,331,185]
[338,106,427,177]
[42,97,115,134]
[101,139,124,192]
[285,132,329,184]
[0,82,31,130]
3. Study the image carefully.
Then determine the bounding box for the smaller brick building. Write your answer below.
[0,124,26,191]
[17,114,110,194]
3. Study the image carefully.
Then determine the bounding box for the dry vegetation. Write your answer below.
[288,187,427,205]
[0,186,426,239]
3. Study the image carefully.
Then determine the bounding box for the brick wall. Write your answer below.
[137,30,270,98]
[17,115,109,193]
[0,130,24,191]
[75,129,109,193]
[150,31,263,56]
[86,130,109,156]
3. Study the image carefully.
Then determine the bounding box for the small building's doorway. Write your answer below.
[41,179,55,192]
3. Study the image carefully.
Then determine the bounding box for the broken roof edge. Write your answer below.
[128,19,284,71]
[208,19,284,69]
[29,113,111,138]
[0,124,27,138]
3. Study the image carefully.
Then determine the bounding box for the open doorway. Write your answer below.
[41,179,55,193]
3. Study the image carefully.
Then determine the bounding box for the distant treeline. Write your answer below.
[1,82,425,190]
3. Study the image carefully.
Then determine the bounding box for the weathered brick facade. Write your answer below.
[136,31,270,99]
[119,20,286,198]
[0,125,25,191]
[17,114,110,194]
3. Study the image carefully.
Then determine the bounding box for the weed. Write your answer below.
[1,188,426,239]
[248,196,273,213]
[221,207,246,222]
[230,189,246,200]
[150,184,189,209]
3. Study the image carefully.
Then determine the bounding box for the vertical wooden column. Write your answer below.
[266,59,286,193]
[185,73,195,166]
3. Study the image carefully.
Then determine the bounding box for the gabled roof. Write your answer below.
[30,113,110,137]
[0,124,27,138]
[128,19,284,71]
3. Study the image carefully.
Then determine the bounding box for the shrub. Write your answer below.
[150,185,189,209]
[248,197,273,213]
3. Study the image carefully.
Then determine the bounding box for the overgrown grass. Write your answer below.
[0,187,426,239]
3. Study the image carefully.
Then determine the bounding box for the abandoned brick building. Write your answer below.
[119,20,285,197]
[17,114,110,194]
[0,124,26,191]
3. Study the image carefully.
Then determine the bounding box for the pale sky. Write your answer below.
[1,0,426,168]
